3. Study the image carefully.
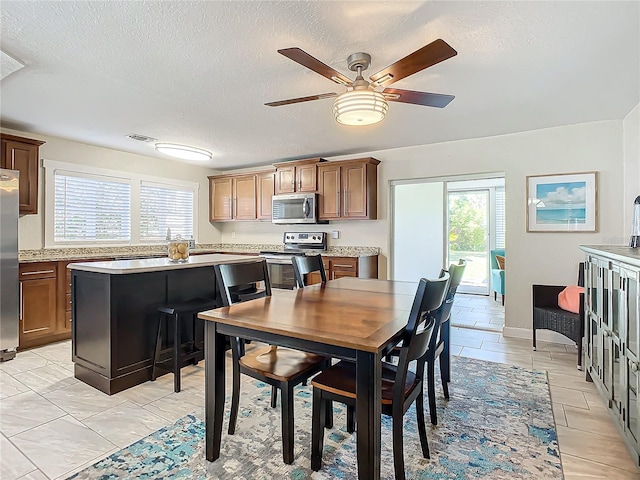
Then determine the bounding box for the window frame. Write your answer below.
[44,159,199,248]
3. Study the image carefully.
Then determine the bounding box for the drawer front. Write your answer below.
[332,270,357,280]
[19,262,57,279]
[329,258,357,272]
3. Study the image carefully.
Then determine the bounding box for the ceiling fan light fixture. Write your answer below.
[154,143,212,161]
[333,90,388,126]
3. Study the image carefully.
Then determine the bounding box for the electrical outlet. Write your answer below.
[331,230,340,239]
[231,231,236,239]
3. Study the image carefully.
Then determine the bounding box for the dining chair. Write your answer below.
[213,259,329,465]
[310,274,449,480]
[384,260,466,426]
[291,254,326,287]
[426,259,466,424]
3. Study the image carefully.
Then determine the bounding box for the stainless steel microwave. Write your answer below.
[272,193,318,224]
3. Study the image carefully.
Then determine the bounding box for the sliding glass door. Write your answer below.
[391,176,505,295]
[448,189,490,294]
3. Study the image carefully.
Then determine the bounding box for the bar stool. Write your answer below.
[152,297,218,392]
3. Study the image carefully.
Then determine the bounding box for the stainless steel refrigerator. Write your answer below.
[0,168,19,361]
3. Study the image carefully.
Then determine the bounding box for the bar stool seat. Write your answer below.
[152,297,218,392]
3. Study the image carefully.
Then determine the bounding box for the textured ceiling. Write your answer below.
[1,1,638,170]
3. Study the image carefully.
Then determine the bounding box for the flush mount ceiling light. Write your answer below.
[154,143,212,161]
[333,89,388,126]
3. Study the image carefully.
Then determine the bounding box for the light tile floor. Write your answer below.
[452,293,505,331]
[1,330,639,479]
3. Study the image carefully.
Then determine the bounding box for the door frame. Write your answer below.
[390,173,505,289]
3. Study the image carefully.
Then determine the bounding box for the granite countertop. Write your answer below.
[19,244,380,262]
[68,253,259,275]
[580,245,640,267]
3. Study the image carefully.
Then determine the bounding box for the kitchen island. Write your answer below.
[69,254,259,394]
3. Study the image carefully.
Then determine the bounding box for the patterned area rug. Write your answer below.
[67,357,562,479]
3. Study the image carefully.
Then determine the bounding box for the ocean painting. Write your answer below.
[535,181,587,225]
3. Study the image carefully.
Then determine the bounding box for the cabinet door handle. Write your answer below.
[21,270,55,276]
[228,197,232,218]
[344,189,347,214]
[602,330,611,337]
[631,362,639,372]
[336,190,340,216]
[19,283,23,320]
[333,264,354,268]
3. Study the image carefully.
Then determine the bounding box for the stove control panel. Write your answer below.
[283,231,327,247]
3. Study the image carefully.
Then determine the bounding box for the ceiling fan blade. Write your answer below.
[383,88,454,108]
[278,48,352,86]
[369,39,457,87]
[265,93,337,107]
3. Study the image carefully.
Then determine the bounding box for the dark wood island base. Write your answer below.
[70,254,256,395]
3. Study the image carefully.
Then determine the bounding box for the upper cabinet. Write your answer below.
[317,157,379,220]
[209,171,274,222]
[257,170,275,220]
[209,158,379,223]
[1,134,45,215]
[209,174,257,221]
[273,157,324,194]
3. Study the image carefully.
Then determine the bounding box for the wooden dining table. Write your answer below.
[198,277,419,480]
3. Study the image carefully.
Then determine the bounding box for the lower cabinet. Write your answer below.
[18,259,112,350]
[306,255,378,284]
[19,262,59,349]
[582,246,640,467]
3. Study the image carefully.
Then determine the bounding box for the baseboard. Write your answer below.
[502,326,575,345]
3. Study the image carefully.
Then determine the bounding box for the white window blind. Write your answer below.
[495,187,506,249]
[54,172,131,242]
[140,182,194,241]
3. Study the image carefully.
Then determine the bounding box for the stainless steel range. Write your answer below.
[260,232,327,289]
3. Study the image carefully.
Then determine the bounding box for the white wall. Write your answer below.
[2,128,223,250]
[220,120,625,334]
[623,103,640,240]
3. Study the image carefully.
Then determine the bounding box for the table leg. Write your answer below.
[205,322,226,461]
[356,349,381,480]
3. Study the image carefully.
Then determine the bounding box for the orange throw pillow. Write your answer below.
[558,285,585,314]
[495,255,506,270]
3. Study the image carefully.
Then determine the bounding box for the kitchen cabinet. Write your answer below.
[317,157,379,220]
[257,170,275,220]
[18,259,115,350]
[273,158,324,194]
[1,134,45,215]
[19,262,58,349]
[582,246,640,467]
[306,255,378,285]
[208,174,257,221]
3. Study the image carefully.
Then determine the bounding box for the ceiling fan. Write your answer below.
[265,39,457,126]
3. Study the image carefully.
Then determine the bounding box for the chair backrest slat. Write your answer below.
[291,254,327,288]
[214,260,272,306]
[402,274,449,364]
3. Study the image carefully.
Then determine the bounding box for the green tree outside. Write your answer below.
[449,194,486,252]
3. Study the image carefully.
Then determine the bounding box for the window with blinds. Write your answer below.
[140,182,194,241]
[54,172,131,242]
[495,187,506,249]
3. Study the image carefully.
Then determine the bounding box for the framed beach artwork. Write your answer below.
[526,172,597,232]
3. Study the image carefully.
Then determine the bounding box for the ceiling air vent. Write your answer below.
[127,133,157,143]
